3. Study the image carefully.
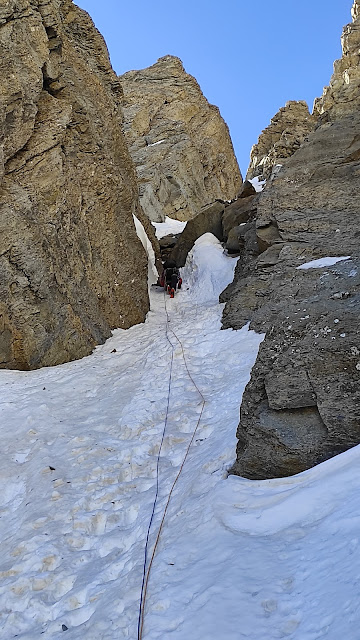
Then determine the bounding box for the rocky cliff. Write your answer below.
[222,1,360,479]
[247,101,316,181]
[314,0,360,119]
[120,56,242,222]
[0,0,149,370]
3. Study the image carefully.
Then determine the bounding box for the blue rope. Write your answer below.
[137,294,175,640]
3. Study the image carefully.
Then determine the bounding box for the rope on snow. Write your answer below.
[137,294,175,640]
[137,291,206,640]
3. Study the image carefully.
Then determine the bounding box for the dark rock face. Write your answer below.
[228,257,360,479]
[224,3,360,479]
[314,0,360,120]
[222,196,258,243]
[255,115,360,255]
[0,0,149,370]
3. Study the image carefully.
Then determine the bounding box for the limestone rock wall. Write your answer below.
[0,0,149,370]
[223,2,360,479]
[247,101,316,181]
[120,56,242,222]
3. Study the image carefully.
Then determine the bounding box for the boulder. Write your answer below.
[237,180,256,199]
[169,201,225,267]
[159,235,178,250]
[158,233,180,262]
[225,221,258,255]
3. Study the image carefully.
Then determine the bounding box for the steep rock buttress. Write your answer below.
[222,1,360,479]
[0,0,149,370]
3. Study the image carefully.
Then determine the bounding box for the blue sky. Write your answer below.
[75,0,352,176]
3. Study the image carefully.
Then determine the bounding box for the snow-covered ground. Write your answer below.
[0,232,359,639]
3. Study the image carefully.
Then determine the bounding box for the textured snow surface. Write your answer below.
[152,217,187,239]
[0,233,359,639]
[297,256,351,270]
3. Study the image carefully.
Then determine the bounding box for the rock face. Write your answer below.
[222,2,360,479]
[0,0,149,370]
[120,56,242,222]
[224,253,360,479]
[247,101,316,181]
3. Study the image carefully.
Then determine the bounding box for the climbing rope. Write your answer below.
[137,297,175,640]
[137,289,206,640]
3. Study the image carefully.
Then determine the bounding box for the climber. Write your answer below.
[162,260,182,298]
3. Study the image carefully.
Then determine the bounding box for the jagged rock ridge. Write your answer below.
[0,0,149,370]
[120,55,242,222]
[247,100,316,181]
[314,0,360,119]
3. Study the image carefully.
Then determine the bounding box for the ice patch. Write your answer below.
[12,451,30,464]
[0,479,25,508]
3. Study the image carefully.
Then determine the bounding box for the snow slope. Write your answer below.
[0,232,359,639]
